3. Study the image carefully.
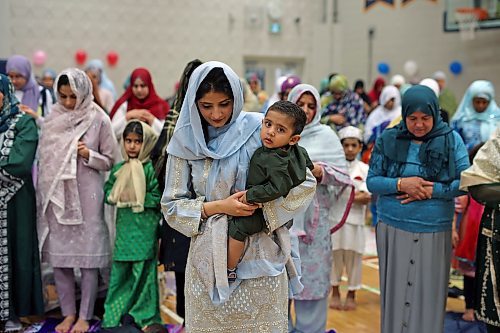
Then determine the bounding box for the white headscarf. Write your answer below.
[390,74,406,87]
[287,84,345,168]
[452,80,500,142]
[364,85,402,143]
[288,84,352,241]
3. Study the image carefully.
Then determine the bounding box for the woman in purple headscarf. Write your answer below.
[6,55,41,118]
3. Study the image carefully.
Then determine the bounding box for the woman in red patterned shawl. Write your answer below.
[110,68,169,139]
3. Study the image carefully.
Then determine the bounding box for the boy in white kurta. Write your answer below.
[330,126,371,310]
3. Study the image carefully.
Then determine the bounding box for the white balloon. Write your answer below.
[403,60,418,77]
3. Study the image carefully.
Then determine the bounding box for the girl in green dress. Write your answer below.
[102,120,162,329]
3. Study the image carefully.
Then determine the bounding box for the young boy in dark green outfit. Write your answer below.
[227,100,314,281]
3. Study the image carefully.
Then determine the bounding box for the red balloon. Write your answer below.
[106,51,119,67]
[75,49,87,65]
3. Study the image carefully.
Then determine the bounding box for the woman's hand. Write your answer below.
[77,141,90,159]
[451,216,460,248]
[203,191,259,217]
[452,229,460,248]
[126,109,155,125]
[312,163,324,180]
[354,191,372,205]
[19,104,39,119]
[329,114,346,125]
[397,177,434,203]
[397,185,433,204]
[222,191,259,216]
[454,195,468,214]
[238,192,248,204]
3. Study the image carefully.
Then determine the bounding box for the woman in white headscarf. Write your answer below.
[364,85,402,144]
[161,62,315,332]
[451,80,500,152]
[287,84,353,333]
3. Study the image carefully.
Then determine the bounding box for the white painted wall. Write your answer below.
[2,0,499,100]
[335,1,500,98]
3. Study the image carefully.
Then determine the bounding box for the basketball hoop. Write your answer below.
[455,7,489,40]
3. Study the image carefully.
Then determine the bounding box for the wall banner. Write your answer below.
[365,0,395,10]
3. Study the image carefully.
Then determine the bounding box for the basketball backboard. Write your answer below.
[444,0,500,32]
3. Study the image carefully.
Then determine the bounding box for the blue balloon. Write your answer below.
[449,61,463,75]
[377,62,390,75]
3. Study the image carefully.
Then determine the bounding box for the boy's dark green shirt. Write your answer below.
[245,144,314,203]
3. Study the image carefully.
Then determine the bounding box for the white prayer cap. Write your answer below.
[390,74,406,86]
[432,71,447,81]
[338,126,363,141]
[419,78,440,97]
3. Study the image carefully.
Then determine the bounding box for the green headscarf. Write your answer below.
[376,85,456,181]
[329,74,348,93]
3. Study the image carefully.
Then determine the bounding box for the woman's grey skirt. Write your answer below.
[376,221,452,333]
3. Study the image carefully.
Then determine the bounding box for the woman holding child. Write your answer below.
[161,61,315,332]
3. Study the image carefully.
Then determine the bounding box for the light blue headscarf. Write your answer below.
[85,59,117,98]
[452,80,500,141]
[167,61,262,162]
[167,60,264,205]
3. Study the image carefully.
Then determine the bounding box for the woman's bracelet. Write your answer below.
[397,178,402,192]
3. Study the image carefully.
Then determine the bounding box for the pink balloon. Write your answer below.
[33,50,47,66]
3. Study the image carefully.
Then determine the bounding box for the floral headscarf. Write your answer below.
[0,74,21,134]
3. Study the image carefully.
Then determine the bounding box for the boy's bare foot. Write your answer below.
[55,315,76,333]
[344,296,357,311]
[329,295,342,310]
[462,308,475,321]
[329,286,342,310]
[70,318,89,333]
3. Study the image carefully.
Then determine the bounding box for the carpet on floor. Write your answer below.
[444,312,487,333]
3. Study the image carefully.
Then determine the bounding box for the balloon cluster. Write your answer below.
[74,49,119,67]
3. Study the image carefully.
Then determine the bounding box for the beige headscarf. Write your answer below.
[108,120,158,212]
[460,127,500,191]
